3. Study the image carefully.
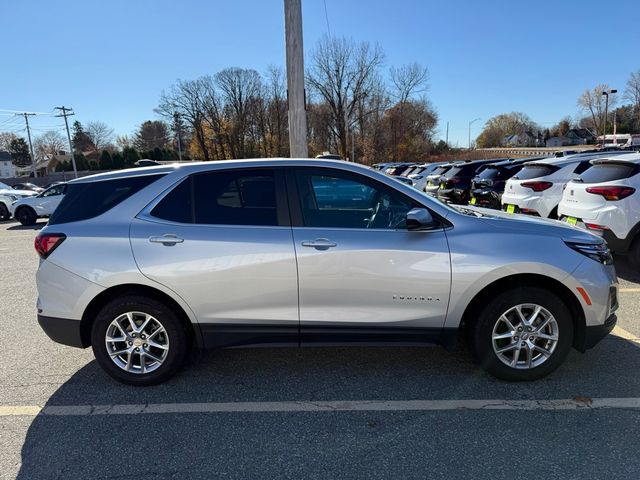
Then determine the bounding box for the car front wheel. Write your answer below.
[91,296,189,386]
[470,287,573,381]
[16,206,37,226]
[0,203,9,221]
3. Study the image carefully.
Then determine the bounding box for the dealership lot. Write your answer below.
[2,220,640,479]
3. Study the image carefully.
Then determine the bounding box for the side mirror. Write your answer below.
[406,208,438,231]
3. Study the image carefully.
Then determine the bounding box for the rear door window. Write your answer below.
[578,163,638,183]
[49,174,165,225]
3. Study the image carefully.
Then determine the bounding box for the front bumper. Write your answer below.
[582,314,617,350]
[38,315,87,348]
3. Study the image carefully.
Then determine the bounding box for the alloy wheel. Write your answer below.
[105,311,170,374]
[491,303,559,370]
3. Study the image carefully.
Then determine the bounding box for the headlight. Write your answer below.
[565,241,613,265]
[8,195,17,202]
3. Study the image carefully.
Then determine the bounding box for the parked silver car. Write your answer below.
[35,159,618,385]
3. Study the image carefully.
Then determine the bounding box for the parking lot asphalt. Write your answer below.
[1,220,640,479]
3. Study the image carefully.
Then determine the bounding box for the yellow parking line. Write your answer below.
[0,405,42,416]
[619,288,640,293]
[613,326,640,342]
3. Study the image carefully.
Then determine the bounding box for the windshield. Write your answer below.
[445,166,463,177]
[577,163,637,183]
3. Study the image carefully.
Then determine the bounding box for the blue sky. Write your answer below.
[0,0,638,147]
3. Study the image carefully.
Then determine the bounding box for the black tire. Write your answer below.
[469,287,574,381]
[16,206,37,226]
[629,237,640,272]
[0,203,9,221]
[91,296,190,386]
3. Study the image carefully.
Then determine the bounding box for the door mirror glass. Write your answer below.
[406,208,437,230]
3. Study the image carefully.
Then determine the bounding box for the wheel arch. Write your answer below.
[79,283,202,348]
[459,273,586,351]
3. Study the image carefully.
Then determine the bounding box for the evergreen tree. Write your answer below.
[99,150,113,170]
[8,137,31,167]
[111,152,124,170]
[72,121,94,151]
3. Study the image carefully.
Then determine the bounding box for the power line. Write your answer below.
[54,106,79,178]
[323,0,332,37]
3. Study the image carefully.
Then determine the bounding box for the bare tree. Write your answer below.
[33,130,66,160]
[306,36,385,159]
[390,62,429,103]
[0,132,18,152]
[625,70,640,129]
[215,67,262,158]
[85,121,115,150]
[577,84,617,136]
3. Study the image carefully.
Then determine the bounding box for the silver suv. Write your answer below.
[35,159,618,385]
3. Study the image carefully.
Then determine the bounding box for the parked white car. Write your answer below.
[558,153,640,267]
[10,183,66,225]
[408,162,447,191]
[0,181,37,221]
[502,151,632,218]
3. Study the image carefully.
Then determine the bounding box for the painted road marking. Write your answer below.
[2,397,640,417]
[619,288,640,293]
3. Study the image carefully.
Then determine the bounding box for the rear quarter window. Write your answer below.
[48,174,164,225]
[577,163,638,183]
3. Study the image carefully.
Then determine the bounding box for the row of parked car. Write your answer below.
[375,150,640,268]
[0,181,66,225]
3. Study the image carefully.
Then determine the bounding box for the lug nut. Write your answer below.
[143,343,148,348]
[131,333,136,338]
[514,336,519,341]
[135,347,140,352]
[517,327,523,332]
[141,334,146,339]
[529,336,534,341]
[128,341,132,346]
[521,342,526,347]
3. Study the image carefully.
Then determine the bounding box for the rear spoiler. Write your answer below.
[590,158,640,166]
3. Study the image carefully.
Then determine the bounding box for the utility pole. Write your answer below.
[173,112,183,161]
[17,113,37,178]
[445,121,449,145]
[468,118,480,150]
[284,0,308,158]
[54,106,79,178]
[601,89,617,147]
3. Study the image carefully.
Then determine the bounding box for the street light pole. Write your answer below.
[601,89,617,146]
[468,118,480,149]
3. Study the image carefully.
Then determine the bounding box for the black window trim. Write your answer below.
[142,166,290,228]
[285,167,446,231]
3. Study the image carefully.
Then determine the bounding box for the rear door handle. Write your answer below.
[301,238,337,250]
[149,234,184,245]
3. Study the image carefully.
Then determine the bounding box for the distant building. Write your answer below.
[0,151,16,178]
[546,136,571,147]
[565,128,595,145]
[504,131,541,147]
[35,151,72,176]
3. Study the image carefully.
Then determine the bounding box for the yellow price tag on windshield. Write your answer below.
[506,204,515,214]
[567,216,578,226]
[470,197,477,205]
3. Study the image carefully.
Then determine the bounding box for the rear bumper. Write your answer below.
[437,188,469,204]
[471,189,502,209]
[37,315,87,348]
[582,314,617,350]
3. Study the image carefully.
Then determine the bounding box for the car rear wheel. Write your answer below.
[0,203,9,221]
[470,287,573,381]
[629,237,640,271]
[16,206,36,226]
[91,296,189,386]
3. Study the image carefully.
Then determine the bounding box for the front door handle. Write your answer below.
[301,238,337,250]
[149,234,184,246]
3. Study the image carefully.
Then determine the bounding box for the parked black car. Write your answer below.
[436,159,507,204]
[469,158,530,209]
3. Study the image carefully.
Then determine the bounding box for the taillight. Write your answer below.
[521,181,553,192]
[585,186,636,201]
[34,233,66,259]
